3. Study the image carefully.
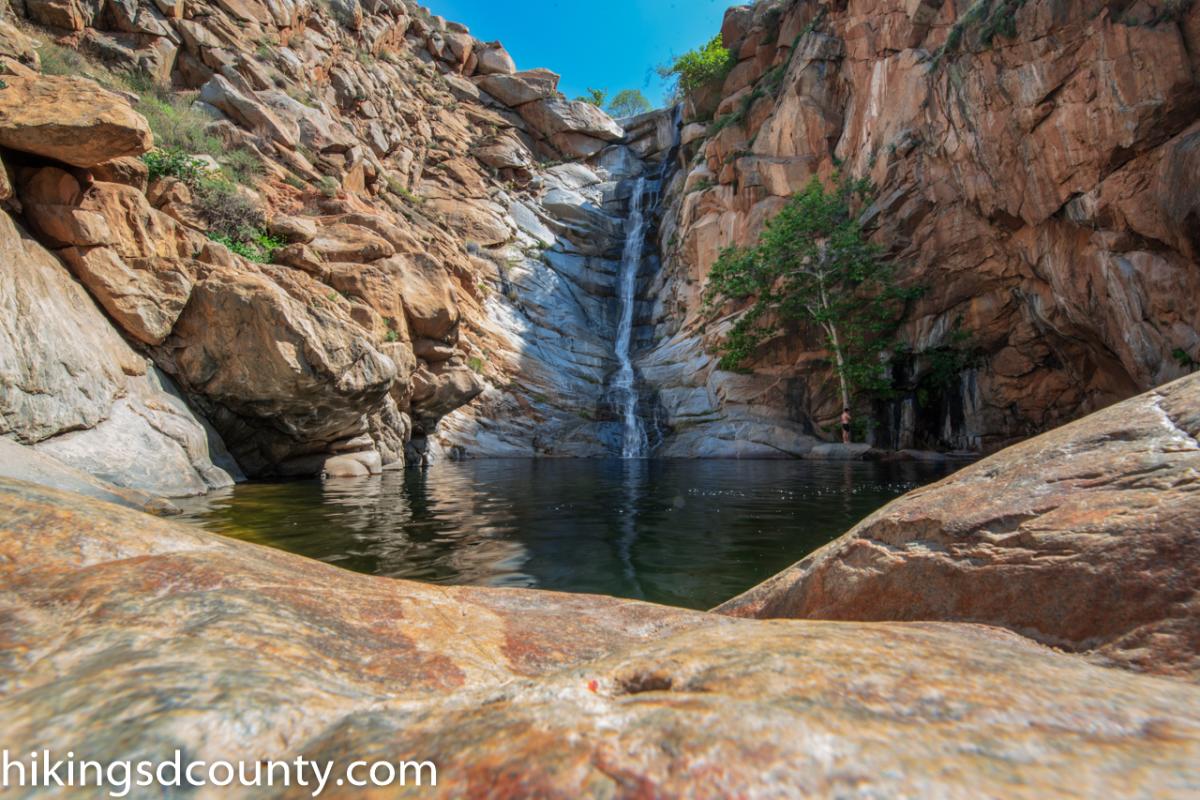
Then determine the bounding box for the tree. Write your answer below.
[577,87,608,107]
[658,34,734,96]
[606,89,651,118]
[703,174,915,432]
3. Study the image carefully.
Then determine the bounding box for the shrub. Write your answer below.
[467,356,485,374]
[577,87,608,107]
[660,34,734,95]
[36,40,88,76]
[142,148,209,185]
[207,232,284,264]
[318,176,340,197]
[136,93,224,155]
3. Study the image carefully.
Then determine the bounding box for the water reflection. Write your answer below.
[176,459,959,610]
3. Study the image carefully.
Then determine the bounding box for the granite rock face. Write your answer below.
[2,477,1200,797]
[0,211,238,497]
[719,373,1200,682]
[644,0,1200,457]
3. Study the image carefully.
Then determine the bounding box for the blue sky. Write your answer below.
[425,0,733,106]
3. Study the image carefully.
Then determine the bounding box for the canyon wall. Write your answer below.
[0,0,676,495]
[644,0,1200,456]
[0,0,1197,497]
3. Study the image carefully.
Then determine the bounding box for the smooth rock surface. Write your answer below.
[0,212,236,497]
[719,373,1200,682]
[1,479,1199,798]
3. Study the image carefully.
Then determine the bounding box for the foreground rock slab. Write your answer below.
[1,479,1199,797]
[718,373,1200,682]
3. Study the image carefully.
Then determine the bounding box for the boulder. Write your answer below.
[23,0,100,31]
[476,67,559,107]
[3,479,1200,798]
[307,222,395,262]
[388,253,459,340]
[517,97,624,142]
[411,361,484,423]
[57,247,194,345]
[163,266,398,476]
[427,197,510,245]
[90,156,150,191]
[474,41,516,75]
[199,75,299,149]
[719,374,1200,682]
[0,75,151,166]
[472,134,533,170]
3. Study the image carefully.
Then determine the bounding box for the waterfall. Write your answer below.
[615,177,650,459]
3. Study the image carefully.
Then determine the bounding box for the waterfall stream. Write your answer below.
[615,177,651,458]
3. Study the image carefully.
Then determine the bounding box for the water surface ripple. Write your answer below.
[176,459,959,609]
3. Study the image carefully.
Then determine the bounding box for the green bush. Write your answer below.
[660,34,735,95]
[207,232,284,264]
[136,93,224,156]
[318,176,339,197]
[142,148,209,185]
[704,174,920,416]
[576,87,608,107]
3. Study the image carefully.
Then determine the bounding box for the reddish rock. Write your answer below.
[3,478,1200,797]
[719,373,1200,682]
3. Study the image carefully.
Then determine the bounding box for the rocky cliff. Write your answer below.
[0,0,678,494]
[643,0,1200,457]
[0,0,1196,494]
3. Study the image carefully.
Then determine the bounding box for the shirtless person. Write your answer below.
[841,407,852,444]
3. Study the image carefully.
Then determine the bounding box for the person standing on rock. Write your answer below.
[841,408,852,444]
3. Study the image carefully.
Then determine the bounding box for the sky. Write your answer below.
[424,0,734,106]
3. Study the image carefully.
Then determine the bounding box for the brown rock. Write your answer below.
[0,75,151,166]
[476,67,559,107]
[474,41,516,75]
[308,222,395,263]
[58,247,194,345]
[719,374,1200,682]
[164,266,397,476]
[3,478,1200,798]
[90,156,149,192]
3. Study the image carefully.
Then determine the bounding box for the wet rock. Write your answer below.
[719,374,1200,682]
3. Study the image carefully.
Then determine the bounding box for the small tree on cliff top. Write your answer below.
[607,89,652,118]
[703,175,915,425]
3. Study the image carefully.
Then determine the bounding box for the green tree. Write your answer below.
[658,34,734,95]
[606,89,651,118]
[704,174,915,426]
[577,87,608,106]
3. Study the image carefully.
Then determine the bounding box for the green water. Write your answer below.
[175,458,959,610]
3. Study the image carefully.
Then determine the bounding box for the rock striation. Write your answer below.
[718,372,1200,683]
[643,0,1200,457]
[2,476,1200,797]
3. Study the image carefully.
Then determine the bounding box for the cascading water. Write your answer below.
[614,177,652,459]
